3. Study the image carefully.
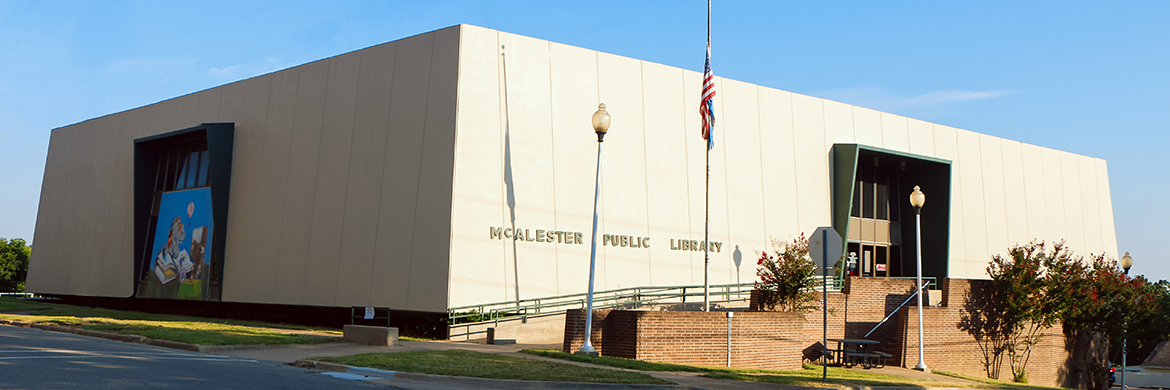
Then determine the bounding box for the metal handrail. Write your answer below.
[447,275,847,325]
[862,278,936,338]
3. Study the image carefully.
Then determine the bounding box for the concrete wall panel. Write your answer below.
[597,51,652,290]
[195,87,223,124]
[852,106,882,148]
[757,88,800,250]
[681,70,705,286]
[449,26,507,307]
[1060,153,1087,254]
[60,119,100,294]
[906,119,934,156]
[333,41,393,307]
[169,94,199,133]
[495,31,560,300]
[999,140,1028,248]
[1020,143,1049,243]
[546,41,600,298]
[405,26,460,311]
[216,80,248,125]
[880,113,910,153]
[823,99,855,148]
[1095,160,1118,258]
[719,79,766,285]
[931,125,966,278]
[1077,156,1104,256]
[86,114,121,295]
[99,107,145,297]
[272,60,328,305]
[955,129,987,278]
[302,52,360,307]
[221,74,273,302]
[28,128,70,293]
[244,68,299,303]
[1040,148,1067,246]
[641,61,691,287]
[979,135,1008,261]
[791,94,830,234]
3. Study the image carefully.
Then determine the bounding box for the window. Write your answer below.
[848,155,904,277]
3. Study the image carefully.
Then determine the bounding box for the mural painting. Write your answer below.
[140,188,214,300]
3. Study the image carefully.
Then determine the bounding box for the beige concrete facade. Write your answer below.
[28,24,1117,313]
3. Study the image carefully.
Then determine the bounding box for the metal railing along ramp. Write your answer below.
[446,276,846,339]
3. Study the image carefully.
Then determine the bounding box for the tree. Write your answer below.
[1046,250,1157,389]
[0,238,31,292]
[755,233,818,312]
[985,241,1065,383]
[959,279,1008,380]
[1124,280,1170,365]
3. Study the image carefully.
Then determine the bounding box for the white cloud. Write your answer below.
[813,86,1018,118]
[902,90,1016,105]
[208,64,246,78]
[208,58,290,79]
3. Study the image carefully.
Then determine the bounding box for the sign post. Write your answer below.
[809,226,841,382]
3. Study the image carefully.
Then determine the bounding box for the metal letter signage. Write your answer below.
[489,226,585,245]
[668,238,722,253]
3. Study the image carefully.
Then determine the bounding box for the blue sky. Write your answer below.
[1,1,1166,281]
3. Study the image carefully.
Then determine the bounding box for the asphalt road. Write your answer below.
[0,326,389,390]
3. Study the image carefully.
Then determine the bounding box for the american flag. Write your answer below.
[700,44,716,150]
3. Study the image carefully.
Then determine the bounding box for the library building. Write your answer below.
[28,25,1115,384]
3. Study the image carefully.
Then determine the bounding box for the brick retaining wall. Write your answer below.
[563,309,805,370]
[564,277,1073,387]
[900,278,1071,387]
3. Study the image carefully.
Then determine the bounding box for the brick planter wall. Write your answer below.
[898,278,1070,387]
[563,309,611,354]
[563,309,805,370]
[564,277,1073,387]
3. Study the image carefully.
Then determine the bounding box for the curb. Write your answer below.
[292,360,702,390]
[2,319,205,353]
[197,344,276,354]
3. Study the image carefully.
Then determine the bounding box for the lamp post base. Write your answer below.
[913,363,929,372]
[574,350,599,357]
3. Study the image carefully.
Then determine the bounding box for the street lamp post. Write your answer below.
[909,185,928,372]
[576,103,611,357]
[1120,251,1133,389]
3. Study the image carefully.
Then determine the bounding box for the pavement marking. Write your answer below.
[0,346,210,353]
[320,372,379,381]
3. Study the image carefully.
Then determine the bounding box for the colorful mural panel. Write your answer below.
[141,188,214,300]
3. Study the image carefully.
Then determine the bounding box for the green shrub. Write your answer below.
[755,234,818,312]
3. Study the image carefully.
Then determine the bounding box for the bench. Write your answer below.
[873,351,891,368]
[845,352,883,369]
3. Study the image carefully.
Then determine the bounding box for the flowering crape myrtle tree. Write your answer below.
[986,241,1065,383]
[1127,280,1170,365]
[1046,250,1156,390]
[755,233,818,312]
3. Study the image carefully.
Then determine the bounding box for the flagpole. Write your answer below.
[703,0,711,313]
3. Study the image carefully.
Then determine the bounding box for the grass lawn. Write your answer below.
[0,297,341,346]
[933,370,1070,390]
[0,296,55,312]
[520,349,1067,390]
[311,350,673,385]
